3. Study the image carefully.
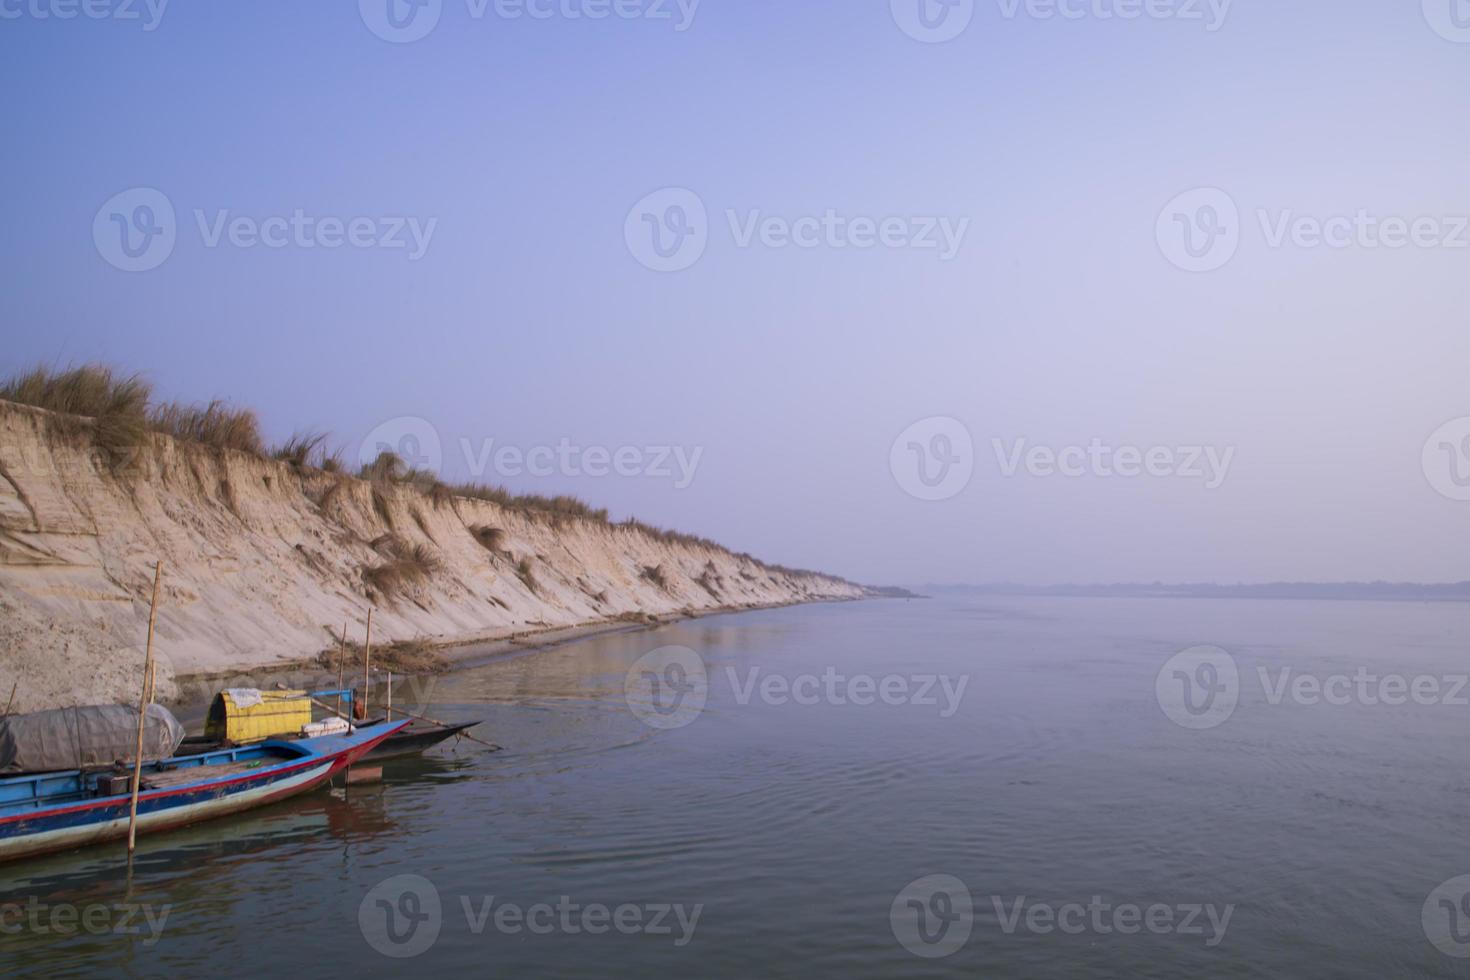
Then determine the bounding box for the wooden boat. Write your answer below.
[363,719,481,761]
[0,718,408,863]
[179,688,484,763]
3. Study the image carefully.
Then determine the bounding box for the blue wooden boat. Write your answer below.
[0,718,408,863]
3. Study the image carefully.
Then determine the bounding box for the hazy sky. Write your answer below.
[2,1,1468,586]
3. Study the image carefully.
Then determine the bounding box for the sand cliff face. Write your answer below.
[0,401,864,712]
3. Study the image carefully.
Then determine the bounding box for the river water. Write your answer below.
[6,595,1470,977]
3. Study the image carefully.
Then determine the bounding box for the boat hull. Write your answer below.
[363,721,480,761]
[0,720,405,863]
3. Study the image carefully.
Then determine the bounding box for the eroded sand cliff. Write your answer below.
[0,400,864,711]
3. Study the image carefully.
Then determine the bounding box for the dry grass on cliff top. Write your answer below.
[0,363,853,588]
[318,636,449,674]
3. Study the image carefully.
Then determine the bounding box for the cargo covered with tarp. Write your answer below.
[204,689,311,744]
[0,704,185,774]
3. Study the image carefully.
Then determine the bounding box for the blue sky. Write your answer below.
[3,1,1469,584]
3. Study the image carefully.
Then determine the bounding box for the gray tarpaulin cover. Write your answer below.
[0,704,186,774]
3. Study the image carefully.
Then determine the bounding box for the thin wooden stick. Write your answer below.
[362,608,374,713]
[127,561,164,855]
[334,622,349,721]
[2,682,16,718]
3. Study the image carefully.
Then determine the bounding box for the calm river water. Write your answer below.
[6,595,1470,977]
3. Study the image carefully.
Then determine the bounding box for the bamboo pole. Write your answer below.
[127,561,164,854]
[362,608,374,715]
[335,622,349,721]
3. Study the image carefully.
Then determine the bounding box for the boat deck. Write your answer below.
[140,759,270,791]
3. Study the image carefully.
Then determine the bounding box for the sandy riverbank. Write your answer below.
[0,399,868,713]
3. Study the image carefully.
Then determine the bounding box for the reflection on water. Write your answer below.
[4,597,1470,978]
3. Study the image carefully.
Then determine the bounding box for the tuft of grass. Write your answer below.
[317,636,449,674]
[445,482,609,523]
[373,638,450,673]
[426,478,454,509]
[362,535,443,599]
[469,524,507,554]
[0,363,153,471]
[515,556,538,592]
[361,451,406,484]
[695,570,721,599]
[371,484,396,530]
[317,475,349,512]
[149,400,265,455]
[614,610,660,626]
[272,431,328,470]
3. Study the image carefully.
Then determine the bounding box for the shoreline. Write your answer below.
[167,595,872,722]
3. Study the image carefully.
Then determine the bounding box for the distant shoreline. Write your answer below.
[919,583,1470,602]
